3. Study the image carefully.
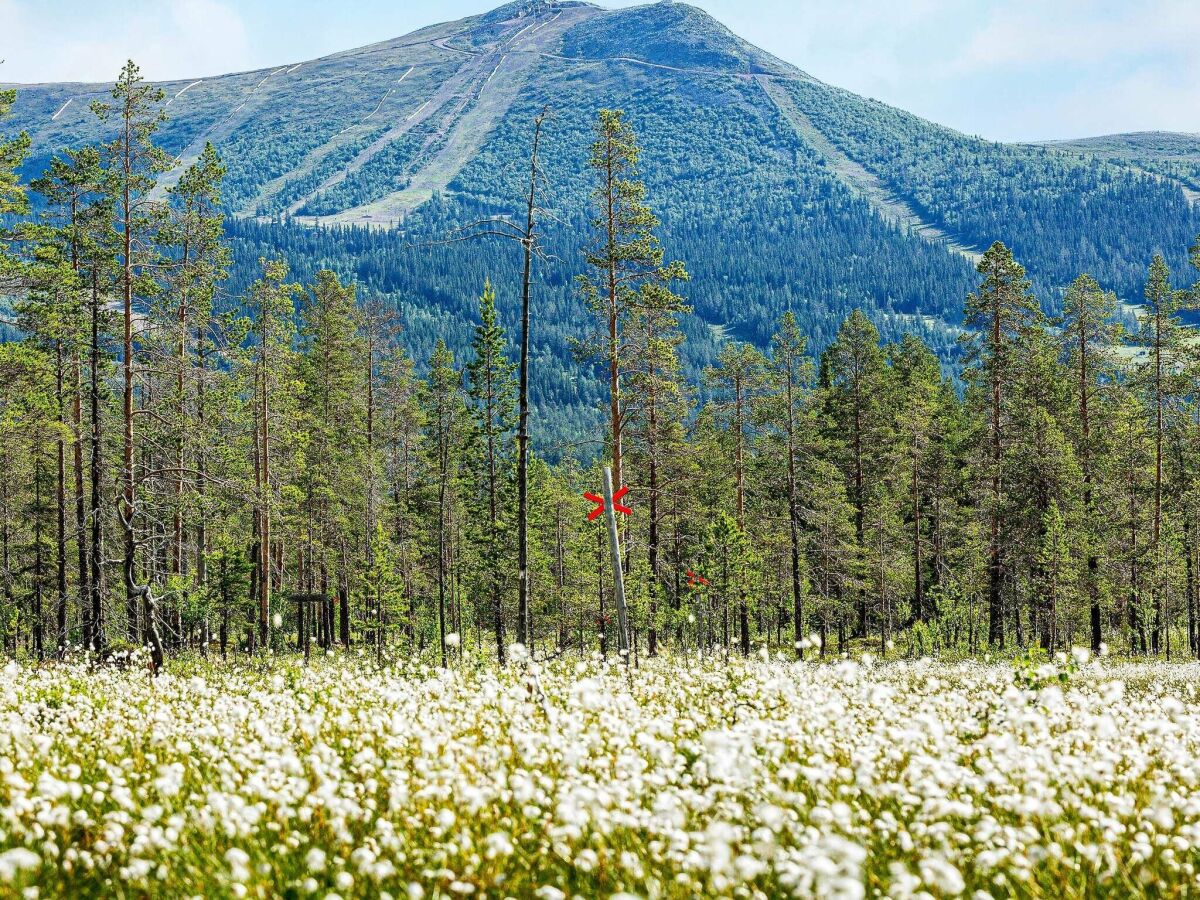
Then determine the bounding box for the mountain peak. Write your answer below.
[477,0,598,27]
[559,1,796,75]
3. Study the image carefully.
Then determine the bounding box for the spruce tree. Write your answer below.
[465,279,518,663]
[297,270,367,649]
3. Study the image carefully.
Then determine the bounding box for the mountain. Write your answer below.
[6,0,1200,444]
[1028,132,1200,203]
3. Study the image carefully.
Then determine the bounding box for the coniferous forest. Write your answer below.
[2,66,1200,667]
[7,48,1200,899]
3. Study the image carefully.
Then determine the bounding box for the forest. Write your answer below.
[2,62,1200,672]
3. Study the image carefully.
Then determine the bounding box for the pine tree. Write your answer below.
[1136,255,1197,652]
[764,313,815,656]
[1007,325,1080,649]
[1058,273,1119,652]
[626,269,689,656]
[31,147,111,650]
[887,334,943,626]
[705,342,768,655]
[0,87,30,288]
[821,310,889,638]
[92,61,173,663]
[962,242,1042,647]
[423,340,468,667]
[159,142,229,586]
[578,109,687,552]
[242,259,300,651]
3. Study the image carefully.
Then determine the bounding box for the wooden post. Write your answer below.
[603,467,630,660]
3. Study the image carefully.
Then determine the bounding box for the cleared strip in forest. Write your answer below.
[315,9,581,225]
[51,98,72,120]
[757,76,982,264]
[406,99,433,122]
[334,87,395,138]
[243,64,432,216]
[486,55,507,84]
[157,64,295,196]
[285,42,502,215]
[530,11,561,34]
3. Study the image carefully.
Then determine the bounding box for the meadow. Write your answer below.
[1,647,1199,898]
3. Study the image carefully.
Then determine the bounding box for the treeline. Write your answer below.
[2,66,1200,668]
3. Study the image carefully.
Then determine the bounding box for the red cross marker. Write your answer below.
[585,484,631,521]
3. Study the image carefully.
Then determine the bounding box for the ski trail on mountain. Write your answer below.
[295,6,589,225]
[244,67,421,216]
[156,65,294,196]
[756,77,983,264]
[284,47,498,215]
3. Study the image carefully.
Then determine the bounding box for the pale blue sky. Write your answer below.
[2,0,1198,141]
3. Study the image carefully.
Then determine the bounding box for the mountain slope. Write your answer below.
[5,0,1200,444]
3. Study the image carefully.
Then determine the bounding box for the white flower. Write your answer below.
[0,849,39,882]
[920,856,965,895]
[306,848,327,872]
[446,632,461,648]
[224,848,250,882]
[272,613,282,629]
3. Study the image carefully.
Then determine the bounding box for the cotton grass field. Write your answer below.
[1,649,1200,898]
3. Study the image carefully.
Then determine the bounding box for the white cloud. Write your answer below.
[948,0,1200,73]
[698,0,1200,140]
[1,0,254,84]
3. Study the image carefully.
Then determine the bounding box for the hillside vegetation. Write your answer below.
[4,1,1198,440]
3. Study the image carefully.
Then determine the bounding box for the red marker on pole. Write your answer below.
[587,468,631,661]
[585,484,631,521]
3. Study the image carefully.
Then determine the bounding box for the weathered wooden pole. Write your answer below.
[603,467,630,660]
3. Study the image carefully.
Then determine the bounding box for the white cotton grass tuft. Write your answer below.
[0,650,1197,895]
[0,848,39,882]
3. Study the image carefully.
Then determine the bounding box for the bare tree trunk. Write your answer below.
[55,342,69,656]
[516,111,546,649]
[88,272,105,651]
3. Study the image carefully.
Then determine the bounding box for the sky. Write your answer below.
[1,0,1198,142]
